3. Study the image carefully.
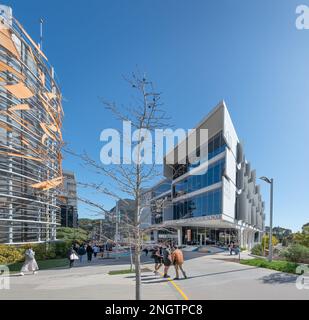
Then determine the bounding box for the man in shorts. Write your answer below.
[162,244,172,278]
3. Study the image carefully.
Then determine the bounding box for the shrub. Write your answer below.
[292,231,309,247]
[53,241,72,258]
[279,244,309,263]
[251,244,263,256]
[261,235,279,250]
[19,241,72,260]
[56,227,89,244]
[241,258,298,274]
[0,245,23,264]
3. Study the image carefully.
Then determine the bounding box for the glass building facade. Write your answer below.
[173,158,225,198]
[172,131,226,179]
[173,188,222,220]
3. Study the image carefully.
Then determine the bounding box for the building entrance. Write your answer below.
[182,226,238,246]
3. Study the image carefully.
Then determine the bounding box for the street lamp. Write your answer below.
[259,176,274,262]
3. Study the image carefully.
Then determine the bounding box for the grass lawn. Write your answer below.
[240,258,299,274]
[7,258,68,273]
[108,267,151,275]
[108,269,135,275]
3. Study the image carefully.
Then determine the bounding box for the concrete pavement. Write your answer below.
[1,252,308,300]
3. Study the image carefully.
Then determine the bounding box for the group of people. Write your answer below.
[68,243,103,268]
[228,241,240,255]
[18,241,189,280]
[151,244,187,280]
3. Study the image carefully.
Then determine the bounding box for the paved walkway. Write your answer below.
[1,252,308,300]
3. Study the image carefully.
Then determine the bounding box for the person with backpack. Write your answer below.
[162,244,172,278]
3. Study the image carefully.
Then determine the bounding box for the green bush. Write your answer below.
[0,240,73,266]
[251,244,263,256]
[57,227,88,244]
[279,244,309,263]
[241,258,298,274]
[53,241,72,258]
[0,245,24,264]
[19,241,72,260]
[262,235,279,250]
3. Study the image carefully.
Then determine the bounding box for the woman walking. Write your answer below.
[67,245,78,268]
[20,247,39,276]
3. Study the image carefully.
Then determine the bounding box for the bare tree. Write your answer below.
[66,72,171,300]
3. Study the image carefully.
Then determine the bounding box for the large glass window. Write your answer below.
[173,188,222,220]
[173,158,225,198]
[172,131,226,179]
[153,180,172,197]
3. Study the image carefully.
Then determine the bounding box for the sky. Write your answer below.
[3,0,309,231]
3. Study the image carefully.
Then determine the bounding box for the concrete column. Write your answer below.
[177,228,182,246]
[153,230,158,243]
[248,231,252,249]
[239,228,244,248]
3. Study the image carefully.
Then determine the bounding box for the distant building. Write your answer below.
[109,199,136,242]
[58,171,78,228]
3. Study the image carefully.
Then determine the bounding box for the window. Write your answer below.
[213,190,220,213]
[173,159,225,199]
[173,188,222,220]
[213,165,220,183]
[207,167,214,185]
[208,192,214,214]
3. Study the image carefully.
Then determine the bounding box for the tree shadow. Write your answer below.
[259,273,297,284]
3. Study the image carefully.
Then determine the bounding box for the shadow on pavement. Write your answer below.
[183,267,259,280]
[259,273,297,284]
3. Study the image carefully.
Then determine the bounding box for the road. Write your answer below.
[1,251,308,300]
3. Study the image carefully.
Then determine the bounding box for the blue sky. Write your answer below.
[4,0,309,231]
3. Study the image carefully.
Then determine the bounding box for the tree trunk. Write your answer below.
[135,233,141,300]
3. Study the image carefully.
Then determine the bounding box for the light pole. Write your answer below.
[260,176,274,262]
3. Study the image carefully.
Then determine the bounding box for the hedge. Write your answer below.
[0,241,73,265]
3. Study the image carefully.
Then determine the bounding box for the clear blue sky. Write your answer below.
[4,0,308,231]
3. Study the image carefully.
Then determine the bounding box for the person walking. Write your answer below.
[171,246,187,280]
[67,245,78,268]
[162,244,172,278]
[93,244,100,258]
[228,241,235,255]
[152,246,163,275]
[77,244,86,263]
[20,247,39,276]
[86,244,94,262]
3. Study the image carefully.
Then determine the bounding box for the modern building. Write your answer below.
[143,101,265,249]
[111,199,136,243]
[58,171,78,228]
[0,5,63,244]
